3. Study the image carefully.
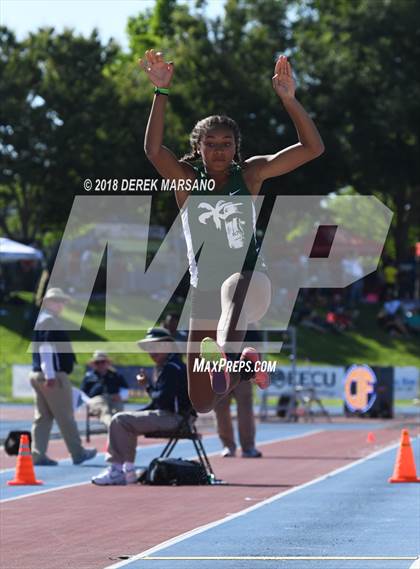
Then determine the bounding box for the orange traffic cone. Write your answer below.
[367,432,376,443]
[7,434,43,486]
[389,429,420,483]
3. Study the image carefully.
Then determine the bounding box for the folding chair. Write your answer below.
[144,413,219,483]
[85,407,107,442]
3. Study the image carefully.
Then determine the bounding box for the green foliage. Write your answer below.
[1,0,418,258]
[0,26,128,241]
[1,296,419,401]
[150,0,177,37]
[1,0,419,398]
[292,0,420,260]
[126,9,159,55]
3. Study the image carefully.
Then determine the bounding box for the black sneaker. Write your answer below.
[33,455,58,466]
[241,448,262,458]
[73,448,97,465]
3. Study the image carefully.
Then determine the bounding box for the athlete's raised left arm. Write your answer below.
[246,55,324,186]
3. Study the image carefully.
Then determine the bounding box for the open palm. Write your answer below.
[272,55,296,99]
[139,49,174,88]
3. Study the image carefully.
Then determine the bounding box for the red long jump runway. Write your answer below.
[1,426,414,569]
[0,433,187,471]
[0,422,215,470]
[0,435,105,471]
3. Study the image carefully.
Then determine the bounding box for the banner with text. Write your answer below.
[265,366,419,400]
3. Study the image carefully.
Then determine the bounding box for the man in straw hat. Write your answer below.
[30,287,97,465]
[81,351,128,427]
[92,328,193,485]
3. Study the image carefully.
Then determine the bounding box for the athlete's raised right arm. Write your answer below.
[140,50,192,184]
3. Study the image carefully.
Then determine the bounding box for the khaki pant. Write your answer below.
[88,394,124,428]
[215,380,255,452]
[30,371,85,462]
[107,410,182,464]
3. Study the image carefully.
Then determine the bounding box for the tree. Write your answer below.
[0,27,52,241]
[0,27,125,242]
[292,0,420,261]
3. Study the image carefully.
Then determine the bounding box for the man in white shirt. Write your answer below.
[30,287,97,465]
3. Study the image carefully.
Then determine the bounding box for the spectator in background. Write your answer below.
[215,382,262,458]
[92,328,194,485]
[383,260,398,297]
[377,293,410,337]
[293,296,328,334]
[398,258,416,299]
[325,293,355,333]
[404,306,420,334]
[81,351,128,428]
[162,312,188,344]
[30,287,97,466]
[342,255,364,305]
[214,327,263,458]
[80,248,94,280]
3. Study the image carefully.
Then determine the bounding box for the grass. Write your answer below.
[0,293,155,400]
[1,294,419,401]
[291,312,420,366]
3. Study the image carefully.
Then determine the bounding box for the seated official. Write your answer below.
[92,328,194,486]
[81,351,128,428]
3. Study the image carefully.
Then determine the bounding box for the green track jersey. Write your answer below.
[180,162,266,290]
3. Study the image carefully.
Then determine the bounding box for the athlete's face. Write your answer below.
[198,127,236,172]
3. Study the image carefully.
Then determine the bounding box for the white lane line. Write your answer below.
[0,437,218,501]
[0,440,163,476]
[0,430,322,502]
[0,427,320,474]
[103,439,408,569]
[137,556,417,561]
[0,433,216,475]
[1,479,91,502]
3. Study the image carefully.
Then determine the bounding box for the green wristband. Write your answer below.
[154,87,169,96]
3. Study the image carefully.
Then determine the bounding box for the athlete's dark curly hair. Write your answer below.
[180,115,243,165]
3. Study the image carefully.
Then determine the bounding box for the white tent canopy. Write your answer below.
[0,238,44,263]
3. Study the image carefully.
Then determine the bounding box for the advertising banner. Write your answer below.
[266,366,345,399]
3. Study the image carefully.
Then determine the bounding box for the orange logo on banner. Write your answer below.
[344,365,377,412]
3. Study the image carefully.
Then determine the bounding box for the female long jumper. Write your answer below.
[141,50,324,413]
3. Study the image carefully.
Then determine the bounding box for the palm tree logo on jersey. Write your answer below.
[198,200,246,249]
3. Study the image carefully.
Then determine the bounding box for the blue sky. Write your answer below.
[2,1,225,50]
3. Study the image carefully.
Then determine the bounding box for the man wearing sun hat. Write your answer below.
[30,287,97,466]
[81,350,128,427]
[92,327,193,485]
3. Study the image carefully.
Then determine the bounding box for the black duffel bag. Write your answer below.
[140,457,209,486]
[4,431,32,455]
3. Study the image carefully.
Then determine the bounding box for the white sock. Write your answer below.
[111,463,123,472]
[123,462,135,472]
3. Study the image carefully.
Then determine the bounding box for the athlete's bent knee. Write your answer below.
[193,402,214,414]
[189,393,213,414]
[221,273,247,300]
[112,412,128,425]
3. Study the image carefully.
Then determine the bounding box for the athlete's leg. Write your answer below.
[187,272,271,412]
[187,318,219,413]
[218,270,272,390]
[217,270,271,353]
[187,318,243,412]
